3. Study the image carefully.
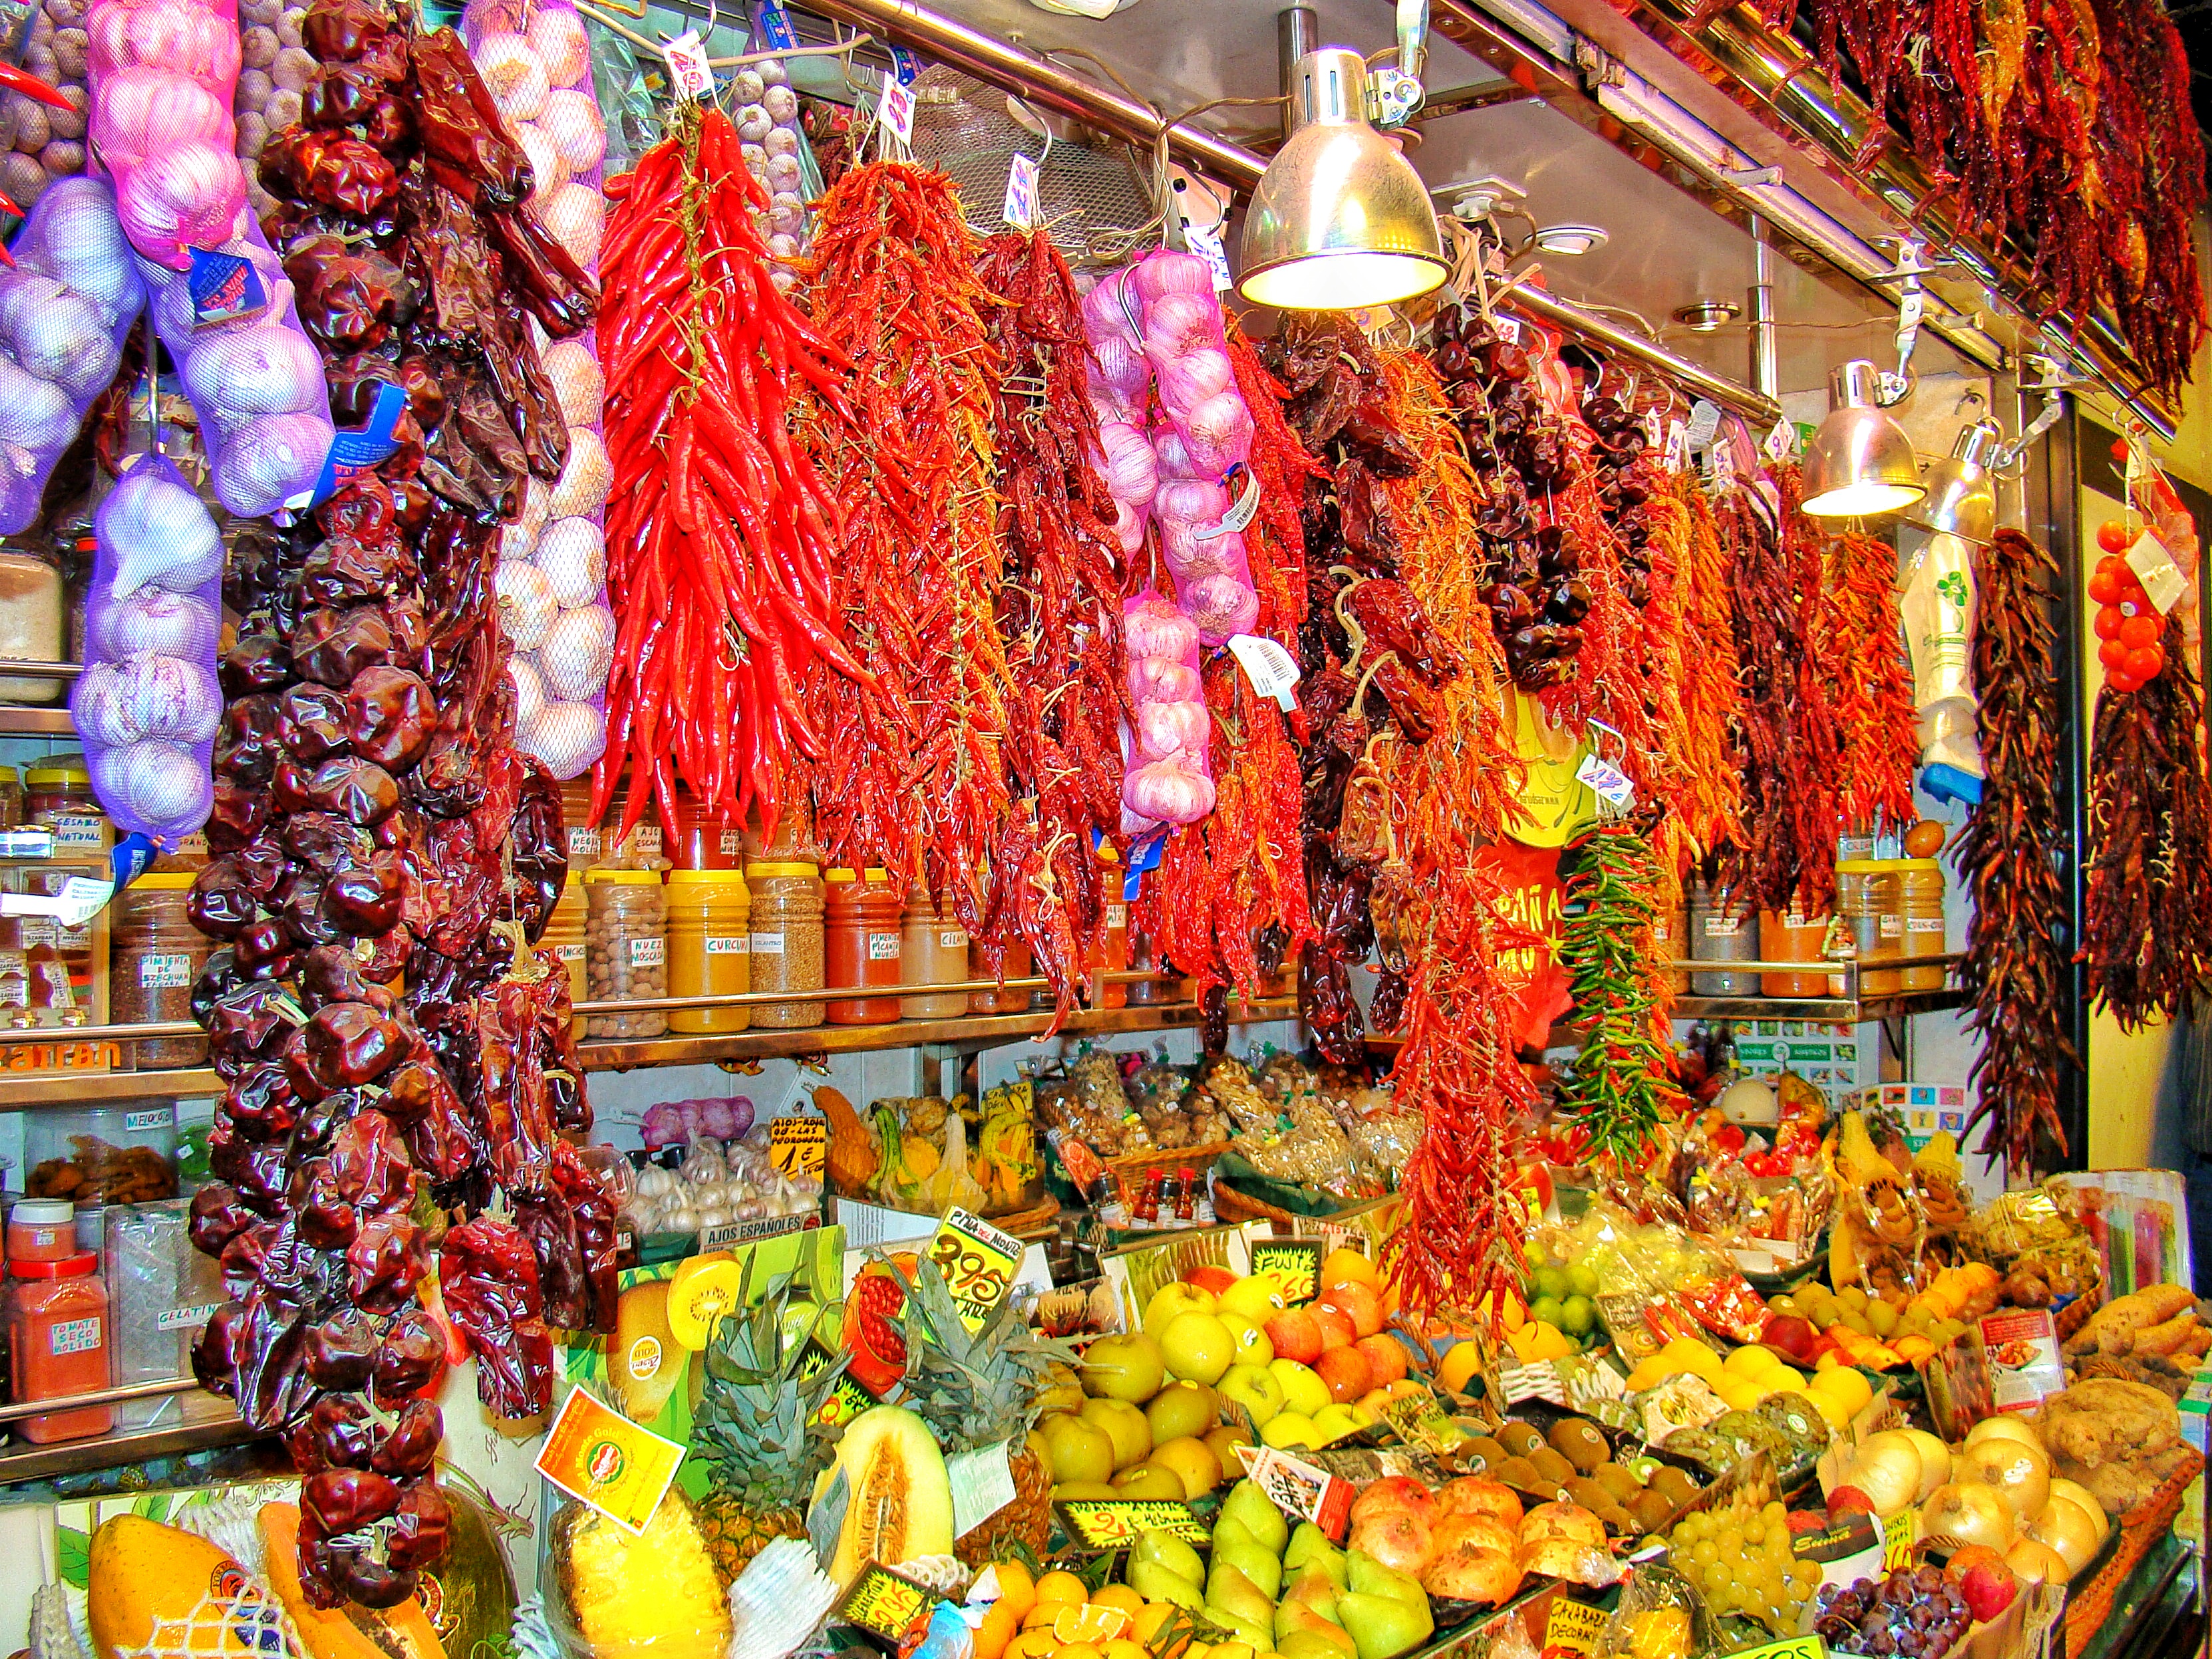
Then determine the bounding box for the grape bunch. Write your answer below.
[1666,1500,1825,1631]
[1816,1566,1971,1656]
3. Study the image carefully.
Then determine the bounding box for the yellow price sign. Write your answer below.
[1542,1598,1608,1656]
[534,1385,686,1535]
[1055,1498,1211,1550]
[1249,1239,1322,1306]
[770,1116,827,1179]
[1881,1508,1916,1570]
[1728,1638,1825,1659]
[928,1207,1025,1330]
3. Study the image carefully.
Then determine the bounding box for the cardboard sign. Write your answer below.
[1727,1639,1826,1659]
[1543,1598,1608,1656]
[928,1207,1025,1329]
[770,1116,828,1179]
[1881,1508,1916,1569]
[1376,1382,1464,1457]
[1003,152,1040,228]
[1055,1497,1212,1549]
[1245,1445,1353,1540]
[535,1385,687,1535]
[834,1564,935,1651]
[1249,1239,1322,1305]
[1979,1307,2064,1414]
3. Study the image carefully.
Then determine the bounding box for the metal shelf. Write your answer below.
[1670,988,1967,1023]
[0,1389,257,1484]
[0,702,73,734]
[0,996,1302,1106]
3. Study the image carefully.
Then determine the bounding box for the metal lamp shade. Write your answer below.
[1800,360,1926,518]
[1237,48,1447,311]
[1904,417,2002,544]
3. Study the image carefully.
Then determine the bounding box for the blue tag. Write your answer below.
[1919,762,1984,809]
[111,833,154,889]
[297,379,408,511]
[888,43,919,84]
[756,0,798,50]
[186,245,268,329]
[1124,829,1168,897]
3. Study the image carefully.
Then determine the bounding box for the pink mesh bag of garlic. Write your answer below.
[1120,591,1215,830]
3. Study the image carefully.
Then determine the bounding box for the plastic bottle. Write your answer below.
[825,868,902,1024]
[8,1251,112,1442]
[667,869,752,1033]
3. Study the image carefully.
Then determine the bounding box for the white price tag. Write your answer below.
[1493,316,1522,345]
[1002,152,1040,229]
[1184,222,1233,293]
[947,1440,1019,1537]
[879,78,915,147]
[1664,420,1688,473]
[660,30,712,101]
[1227,633,1302,711]
[1682,398,1721,454]
[1575,752,1634,808]
[1195,468,1262,540]
[1765,418,1798,461]
[2127,531,2191,615]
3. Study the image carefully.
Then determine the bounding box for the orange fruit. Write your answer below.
[1102,1641,1150,1659]
[1053,1604,1131,1644]
[1058,1645,1106,1659]
[973,1602,1020,1659]
[1022,1604,1062,1630]
[1005,1632,1059,1659]
[1033,1571,1090,1608]
[992,1561,1038,1626]
[1089,1585,1144,1621]
[1132,1606,1178,1647]
[1320,1247,1380,1292]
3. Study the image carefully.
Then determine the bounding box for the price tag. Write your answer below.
[2127,530,2191,614]
[1002,152,1040,227]
[1664,419,1688,473]
[1493,315,1522,345]
[1728,1639,1825,1659]
[816,1372,875,1428]
[1197,466,1263,538]
[834,1564,935,1652]
[1184,222,1233,293]
[879,76,915,146]
[1766,417,1799,461]
[1227,633,1301,712]
[755,0,799,50]
[1249,1239,1322,1305]
[186,245,268,329]
[0,875,114,929]
[535,1385,687,1535]
[927,1207,1025,1329]
[660,30,714,102]
[947,1439,1018,1537]
[770,1115,827,1178]
[1543,1598,1609,1656]
[1375,1381,1463,1457]
[1880,1507,1916,1569]
[1575,751,1634,808]
[1245,1445,1352,1539]
[1054,1497,1211,1550]
[1682,398,1722,454]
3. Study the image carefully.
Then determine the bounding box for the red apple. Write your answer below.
[1322,1282,1384,1339]
[1315,1346,1373,1403]
[1185,1265,1238,1297]
[1762,1315,1819,1362]
[1961,1561,2018,1622]
[1355,1332,1410,1386]
[1826,1485,1877,1520]
[1313,1304,1357,1352]
[1265,1307,1324,1365]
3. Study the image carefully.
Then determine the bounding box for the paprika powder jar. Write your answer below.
[824,868,901,1024]
[8,1251,112,1443]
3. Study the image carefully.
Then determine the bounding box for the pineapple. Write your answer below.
[689,1273,848,1583]
[899,1258,1080,1565]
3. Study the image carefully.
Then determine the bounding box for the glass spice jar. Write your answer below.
[26,754,108,859]
[0,547,65,705]
[745,860,825,1028]
[8,1251,112,1443]
[900,883,970,1019]
[968,938,1031,1014]
[1688,879,1759,996]
[667,869,752,1034]
[1899,858,1949,990]
[1095,845,1128,1009]
[1758,907,1841,999]
[108,873,210,1068]
[1837,859,1903,994]
[603,775,670,872]
[544,873,589,1038]
[584,869,667,1038]
[825,867,902,1024]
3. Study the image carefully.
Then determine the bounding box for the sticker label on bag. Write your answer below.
[887,42,919,83]
[536,1384,687,1535]
[1184,222,1233,292]
[2128,531,2191,614]
[187,245,268,329]
[662,30,714,100]
[756,0,799,51]
[1003,152,1040,228]
[293,379,407,513]
[879,77,915,146]
[1227,633,1301,711]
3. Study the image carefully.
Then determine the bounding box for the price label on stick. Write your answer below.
[1575,752,1634,809]
[1184,222,1233,292]
[1003,152,1040,229]
[1249,1239,1321,1305]
[927,1207,1024,1329]
[1246,1446,1352,1539]
[1227,634,1301,712]
[879,77,915,146]
[769,1116,827,1179]
[661,30,713,102]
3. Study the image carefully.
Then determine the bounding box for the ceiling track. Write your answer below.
[1428,0,2177,440]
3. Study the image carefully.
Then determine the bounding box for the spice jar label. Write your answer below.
[1702,915,1742,937]
[629,937,665,968]
[633,826,662,855]
[568,828,602,860]
[137,952,194,989]
[49,814,104,851]
[1907,917,1945,932]
[752,931,786,955]
[1880,915,1905,937]
[939,928,969,950]
[705,935,749,956]
[124,1106,174,1131]
[558,943,586,962]
[868,931,901,961]
[1106,904,1127,929]
[718,830,742,855]
[50,1314,101,1356]
[157,1302,218,1332]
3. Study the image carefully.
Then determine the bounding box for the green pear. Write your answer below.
[1346,1550,1426,1608]
[1211,1513,1263,1559]
[1134,1529,1207,1588]
[1336,1591,1434,1659]
[1207,1563,1277,1630]
[1278,1632,1358,1659]
[1213,1537,1283,1600]
[1129,1559,1206,1610]
[1285,1523,1347,1585]
[1281,1564,1341,1623]
[1277,1596,1351,1644]
[1206,1614,1277,1656]
[1219,1479,1291,1555]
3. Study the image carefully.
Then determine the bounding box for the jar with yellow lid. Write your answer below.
[1837,859,1903,994]
[1898,858,1948,990]
[543,873,589,1038]
[745,860,824,1028]
[584,869,666,1038]
[108,873,208,1068]
[26,755,108,860]
[900,883,970,1019]
[825,868,901,1024]
[667,870,751,1033]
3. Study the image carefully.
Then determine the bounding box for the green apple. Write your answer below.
[1261,1412,1317,1450]
[1146,1380,1219,1443]
[1130,1559,1205,1610]
[1213,1537,1283,1600]
[1144,1282,1217,1341]
[1346,1551,1426,1608]
[1219,1275,1290,1323]
[1310,1404,1361,1445]
[1078,1395,1154,1469]
[1135,1529,1207,1589]
[1219,1477,1291,1554]
[1269,1358,1333,1418]
[1110,1465,1186,1499]
[1278,1632,1357,1659]
[1160,1311,1237,1386]
[1040,1413,1115,1485]
[1218,1312,1276,1368]
[1285,1523,1347,1583]
[1218,1363,1287,1430]
[1281,1565,1341,1624]
[1206,1564,1276,1629]
[1080,1332,1166,1402]
[1337,1592,1432,1659]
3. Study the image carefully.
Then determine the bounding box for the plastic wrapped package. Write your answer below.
[0,175,144,533]
[1595,1564,1720,1659]
[463,0,611,778]
[69,453,222,840]
[1120,590,1212,830]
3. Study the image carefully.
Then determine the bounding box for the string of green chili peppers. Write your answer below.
[1556,822,1681,1167]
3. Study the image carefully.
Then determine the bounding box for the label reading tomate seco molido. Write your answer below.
[629,937,665,967]
[50,1316,100,1356]
[705,936,748,956]
[138,953,193,988]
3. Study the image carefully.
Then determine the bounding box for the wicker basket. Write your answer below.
[992,1191,1062,1239]
[1211,1179,1307,1230]
[1102,1138,1231,1177]
[2060,1445,2203,1652]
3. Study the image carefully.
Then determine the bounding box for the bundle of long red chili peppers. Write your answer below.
[595,103,867,841]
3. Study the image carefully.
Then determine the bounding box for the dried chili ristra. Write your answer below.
[1641,474,1746,859]
[1957,528,2077,1176]
[1816,526,1919,834]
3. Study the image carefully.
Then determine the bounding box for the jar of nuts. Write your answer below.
[584,869,667,1038]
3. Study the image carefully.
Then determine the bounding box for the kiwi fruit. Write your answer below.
[1464,1435,1509,1467]
[1629,1488,1676,1533]
[1597,1501,1637,1534]
[1497,1420,1544,1457]
[1563,1475,1611,1512]
[1648,1465,1698,1505]
[1548,1418,1611,1473]
[1494,1455,1541,1493]
[1594,1463,1643,1503]
[1527,1445,1576,1487]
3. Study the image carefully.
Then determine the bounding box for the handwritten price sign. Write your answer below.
[928,1207,1025,1330]
[770,1116,826,1179]
[1249,1239,1322,1306]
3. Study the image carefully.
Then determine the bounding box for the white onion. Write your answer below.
[548,426,610,517]
[474,33,550,124]
[540,339,602,427]
[509,654,546,728]
[121,653,221,742]
[539,603,614,700]
[520,698,605,779]
[496,559,557,649]
[535,517,605,606]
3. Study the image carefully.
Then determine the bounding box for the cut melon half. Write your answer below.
[818,1405,957,1585]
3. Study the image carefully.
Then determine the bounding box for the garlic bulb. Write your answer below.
[121,652,221,743]
[526,6,590,85]
[0,357,77,452]
[475,33,550,124]
[212,409,333,520]
[540,339,603,427]
[535,517,605,606]
[496,559,557,649]
[539,87,603,174]
[534,181,601,268]
[538,603,614,700]
[548,426,610,517]
[518,698,604,778]
[103,461,224,596]
[508,653,546,728]
[515,122,566,200]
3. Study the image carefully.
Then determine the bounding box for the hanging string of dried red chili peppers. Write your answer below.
[1225,318,1316,651]
[1956,528,2077,1177]
[2084,611,2212,1028]
[1641,474,1746,859]
[797,163,1014,917]
[1817,527,1920,835]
